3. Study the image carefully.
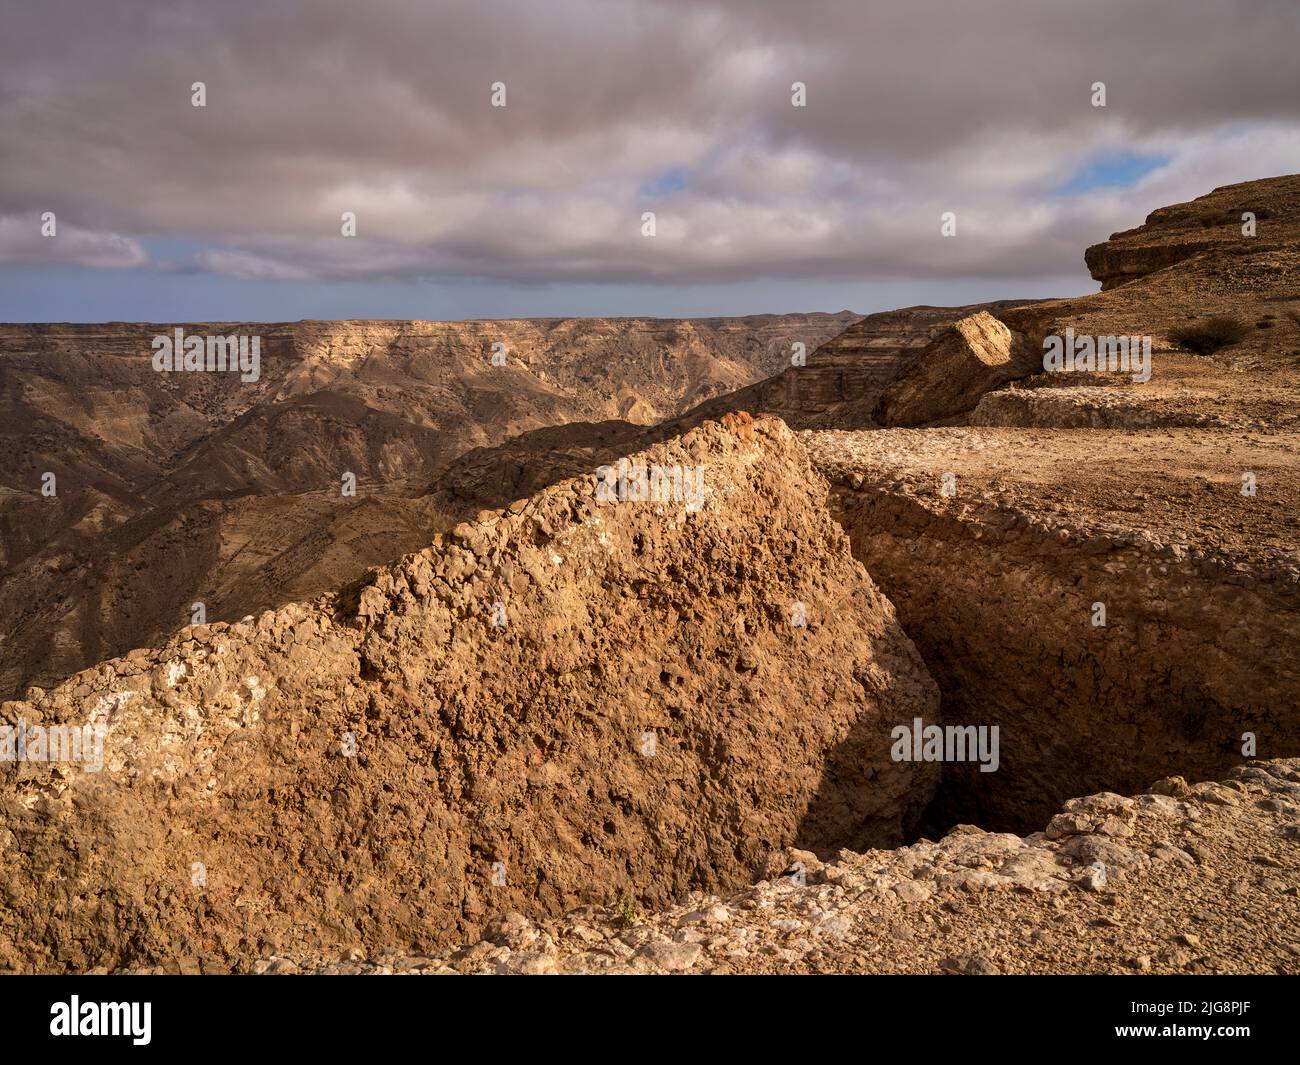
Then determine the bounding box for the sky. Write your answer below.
[1,0,1297,322]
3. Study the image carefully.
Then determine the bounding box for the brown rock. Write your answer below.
[873,312,1033,427]
[0,416,939,973]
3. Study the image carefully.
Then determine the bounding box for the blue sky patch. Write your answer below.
[1057,150,1173,194]
[639,167,688,197]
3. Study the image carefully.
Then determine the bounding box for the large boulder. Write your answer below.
[873,311,1031,427]
[0,413,939,971]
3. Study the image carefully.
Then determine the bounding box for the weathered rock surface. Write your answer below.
[0,415,938,972]
[236,760,1300,975]
[873,311,1035,427]
[1085,175,1300,291]
[808,425,1300,832]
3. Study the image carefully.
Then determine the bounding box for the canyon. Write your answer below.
[1,176,1298,974]
[0,313,857,700]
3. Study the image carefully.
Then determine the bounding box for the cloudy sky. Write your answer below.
[1,0,1297,321]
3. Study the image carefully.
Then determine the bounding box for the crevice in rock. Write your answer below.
[823,480,1300,841]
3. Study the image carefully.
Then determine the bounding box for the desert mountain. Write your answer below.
[426,298,1044,514]
[0,313,857,699]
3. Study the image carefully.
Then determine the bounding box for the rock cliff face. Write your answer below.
[809,426,1300,834]
[0,415,938,972]
[1084,175,1300,290]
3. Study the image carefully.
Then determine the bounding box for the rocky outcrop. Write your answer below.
[675,301,1041,432]
[872,312,1035,427]
[1084,174,1300,290]
[0,415,939,972]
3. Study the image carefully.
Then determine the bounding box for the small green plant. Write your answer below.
[611,891,639,928]
[1168,315,1251,355]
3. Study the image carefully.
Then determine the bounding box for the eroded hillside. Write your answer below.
[0,313,857,699]
[0,415,939,972]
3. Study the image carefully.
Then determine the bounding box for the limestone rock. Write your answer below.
[0,415,939,973]
[873,312,1034,427]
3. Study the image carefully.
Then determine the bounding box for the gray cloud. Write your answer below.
[0,215,148,268]
[1,0,1297,288]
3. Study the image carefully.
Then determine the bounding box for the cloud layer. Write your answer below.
[2,0,1298,300]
